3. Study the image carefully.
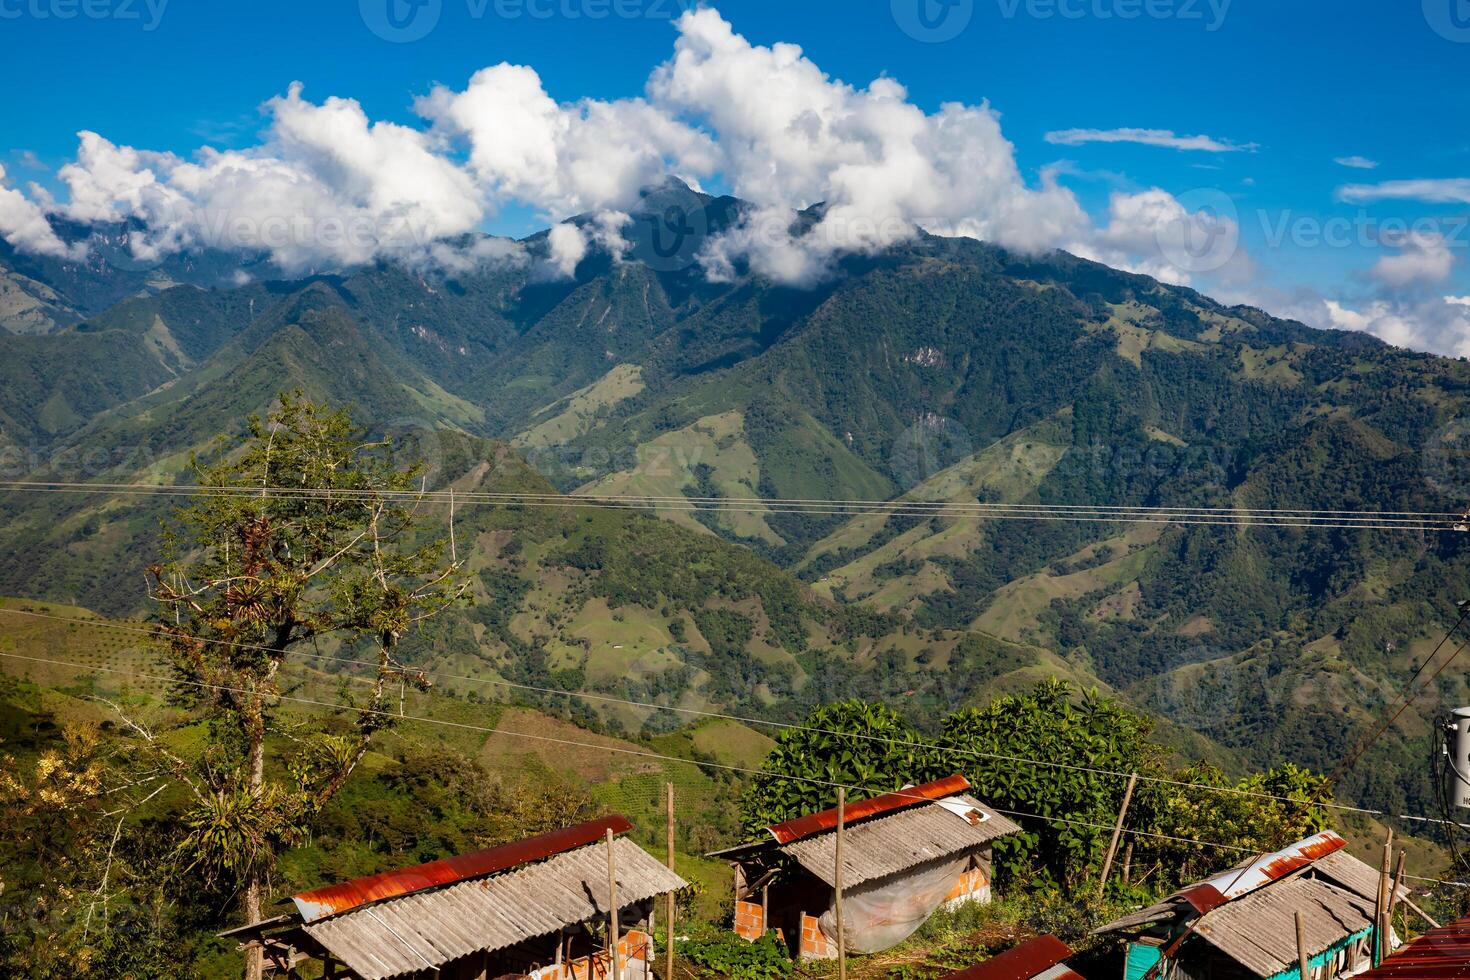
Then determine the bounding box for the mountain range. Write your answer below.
[2,179,1468,823]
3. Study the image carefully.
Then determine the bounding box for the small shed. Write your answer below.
[225,815,687,980]
[710,774,1021,958]
[941,935,1082,980]
[1095,832,1401,980]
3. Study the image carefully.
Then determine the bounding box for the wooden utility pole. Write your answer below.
[665,782,676,980]
[1374,829,1393,967]
[1098,772,1139,897]
[1296,912,1311,980]
[1390,851,1407,941]
[607,828,622,980]
[835,787,847,980]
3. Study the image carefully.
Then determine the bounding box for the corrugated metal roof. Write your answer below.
[765,775,974,845]
[293,816,634,922]
[940,935,1076,980]
[303,836,686,980]
[1191,875,1375,978]
[779,793,1021,888]
[1354,914,1470,980]
[1095,836,1388,937]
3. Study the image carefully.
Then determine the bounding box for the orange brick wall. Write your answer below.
[557,929,654,980]
[943,866,991,908]
[734,900,766,941]
[798,913,837,960]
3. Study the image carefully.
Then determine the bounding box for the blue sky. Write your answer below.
[3,0,1469,350]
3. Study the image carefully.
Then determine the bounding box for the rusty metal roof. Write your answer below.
[1191,874,1376,978]
[292,815,633,923]
[941,935,1079,980]
[765,775,975,845]
[779,792,1021,888]
[1095,833,1378,936]
[1354,915,1470,980]
[302,835,686,980]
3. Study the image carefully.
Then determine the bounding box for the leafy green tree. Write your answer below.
[740,700,939,832]
[1132,761,1333,884]
[146,392,467,980]
[939,678,1166,887]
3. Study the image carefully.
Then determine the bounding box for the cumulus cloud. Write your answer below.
[1338,179,1470,205]
[417,64,719,220]
[6,2,1462,361]
[651,8,1090,282]
[1044,128,1256,153]
[52,86,487,271]
[1370,232,1456,288]
[0,164,82,259]
[543,222,588,279]
[1324,295,1470,358]
[1333,155,1378,170]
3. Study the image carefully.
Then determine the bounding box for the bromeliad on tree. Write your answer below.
[145,391,468,980]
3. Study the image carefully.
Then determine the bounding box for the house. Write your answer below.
[1095,832,1401,980]
[710,774,1021,959]
[940,934,1083,980]
[223,815,687,980]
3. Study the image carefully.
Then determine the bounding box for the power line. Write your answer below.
[0,647,1368,864]
[7,644,1470,890]
[9,605,1469,827]
[0,480,1458,532]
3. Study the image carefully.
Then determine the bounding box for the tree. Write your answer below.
[740,700,939,833]
[939,678,1167,887]
[146,393,467,980]
[1132,761,1333,884]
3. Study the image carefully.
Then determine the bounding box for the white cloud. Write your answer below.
[1044,128,1256,153]
[418,63,719,220]
[1333,155,1378,170]
[0,164,83,259]
[650,8,1090,283]
[1370,232,1456,288]
[1324,295,1470,358]
[53,87,487,272]
[1337,179,1470,205]
[543,222,588,279]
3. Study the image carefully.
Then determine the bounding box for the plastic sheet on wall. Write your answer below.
[817,857,967,954]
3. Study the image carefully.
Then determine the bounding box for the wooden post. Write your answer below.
[1121,841,1134,886]
[665,782,676,980]
[1374,829,1393,967]
[1296,911,1311,980]
[1390,851,1407,941]
[608,828,622,980]
[835,787,847,980]
[1098,773,1139,897]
